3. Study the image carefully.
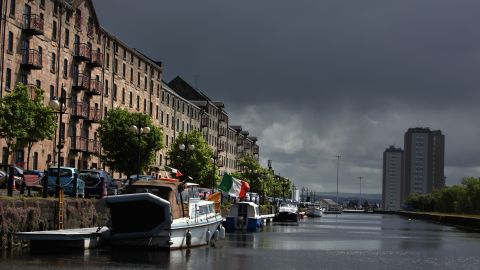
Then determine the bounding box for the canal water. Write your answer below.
[1,214,480,270]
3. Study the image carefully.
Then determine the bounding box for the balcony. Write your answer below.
[75,14,82,31]
[87,107,101,123]
[71,136,87,152]
[89,50,103,67]
[21,49,42,70]
[87,78,102,95]
[73,73,90,90]
[87,139,100,154]
[23,14,44,35]
[73,43,91,62]
[218,111,228,122]
[218,127,227,137]
[237,138,244,146]
[201,115,209,128]
[87,22,94,38]
[71,102,89,119]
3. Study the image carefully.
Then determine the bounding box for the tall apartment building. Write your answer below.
[382,145,404,211]
[0,0,259,178]
[403,127,445,202]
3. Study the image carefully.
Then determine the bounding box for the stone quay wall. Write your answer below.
[0,198,108,249]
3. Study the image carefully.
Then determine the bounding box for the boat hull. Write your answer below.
[103,192,223,249]
[103,218,223,249]
[274,211,298,222]
[305,208,323,217]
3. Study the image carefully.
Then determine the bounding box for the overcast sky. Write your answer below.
[93,0,480,194]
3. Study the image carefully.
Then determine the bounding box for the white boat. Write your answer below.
[274,202,299,222]
[305,205,323,217]
[224,201,263,231]
[101,179,224,249]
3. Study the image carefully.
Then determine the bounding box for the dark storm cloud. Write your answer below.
[94,0,480,193]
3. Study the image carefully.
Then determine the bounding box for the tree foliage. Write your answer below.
[404,177,480,214]
[98,108,163,177]
[168,130,215,187]
[232,155,292,201]
[0,83,57,168]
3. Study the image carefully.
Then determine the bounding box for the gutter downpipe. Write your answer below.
[0,0,8,98]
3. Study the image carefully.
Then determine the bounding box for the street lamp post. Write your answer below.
[358,176,363,209]
[179,133,194,178]
[336,155,341,206]
[211,156,217,191]
[130,123,150,183]
[49,95,66,198]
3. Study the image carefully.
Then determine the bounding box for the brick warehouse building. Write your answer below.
[0,0,259,178]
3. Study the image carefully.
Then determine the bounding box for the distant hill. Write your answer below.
[314,192,382,204]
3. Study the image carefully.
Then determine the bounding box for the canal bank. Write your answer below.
[0,197,108,249]
[397,211,480,231]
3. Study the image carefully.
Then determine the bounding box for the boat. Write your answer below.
[305,205,323,217]
[224,201,264,231]
[101,179,224,249]
[274,202,299,222]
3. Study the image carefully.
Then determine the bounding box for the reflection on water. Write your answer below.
[2,214,480,270]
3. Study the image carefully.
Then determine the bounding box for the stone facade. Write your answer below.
[0,0,259,178]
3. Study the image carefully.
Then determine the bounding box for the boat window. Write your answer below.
[48,168,72,177]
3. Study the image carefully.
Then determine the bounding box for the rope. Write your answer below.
[84,180,103,189]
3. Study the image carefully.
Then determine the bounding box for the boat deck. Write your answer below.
[15,227,108,250]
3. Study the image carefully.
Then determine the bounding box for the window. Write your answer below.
[63,59,68,78]
[122,88,125,104]
[36,80,41,88]
[104,80,109,96]
[113,84,117,101]
[123,49,127,59]
[104,106,108,117]
[5,68,11,90]
[136,96,139,110]
[143,99,146,113]
[40,0,45,9]
[129,92,133,107]
[7,32,13,53]
[106,53,110,69]
[64,29,70,47]
[52,20,57,40]
[161,111,164,124]
[130,68,133,83]
[156,105,158,119]
[9,0,15,17]
[113,58,117,74]
[144,76,147,90]
[166,114,169,127]
[165,135,169,146]
[51,52,56,72]
[137,72,140,87]
[53,2,59,16]
[122,63,125,77]
[49,85,54,99]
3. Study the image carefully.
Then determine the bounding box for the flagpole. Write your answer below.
[336,155,341,207]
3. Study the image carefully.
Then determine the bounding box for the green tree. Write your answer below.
[0,83,56,168]
[20,86,57,169]
[98,108,163,178]
[168,130,214,187]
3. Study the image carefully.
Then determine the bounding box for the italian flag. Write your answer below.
[219,173,250,199]
[165,166,183,177]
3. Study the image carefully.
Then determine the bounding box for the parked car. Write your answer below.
[0,166,24,189]
[47,167,84,197]
[79,169,118,197]
[128,174,155,183]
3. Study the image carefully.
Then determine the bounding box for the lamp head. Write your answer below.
[49,98,61,111]
[130,125,138,133]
